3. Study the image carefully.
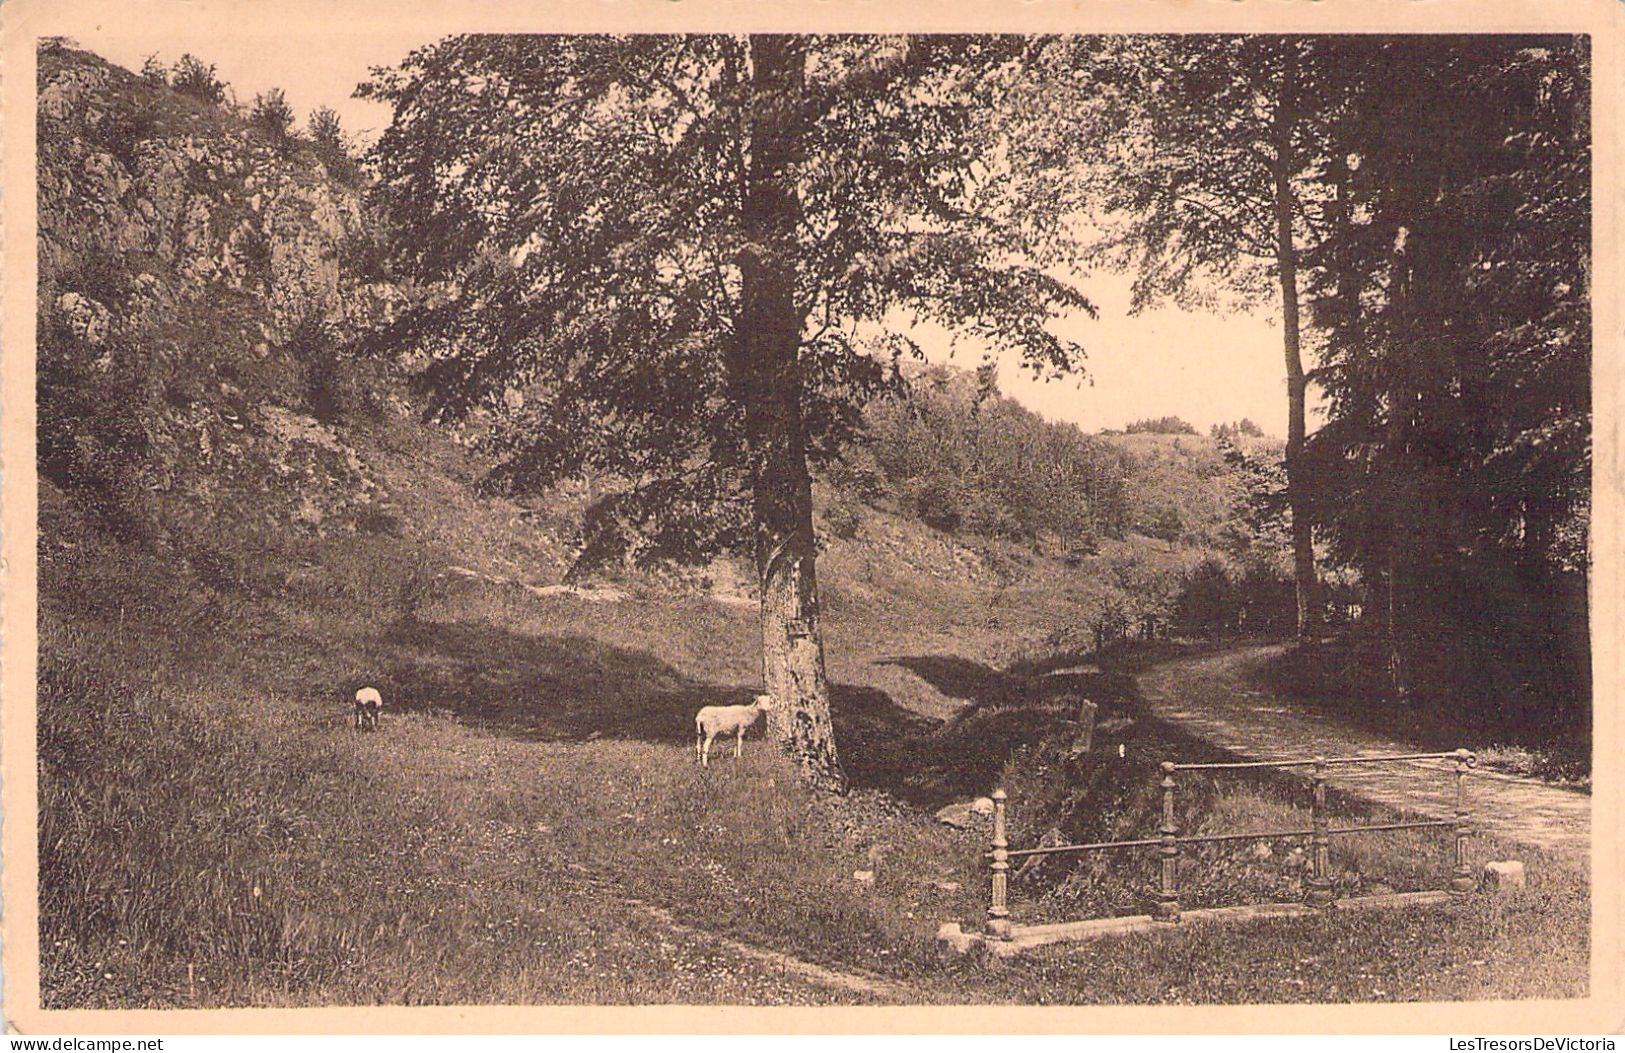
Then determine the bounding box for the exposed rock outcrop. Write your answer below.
[37,42,407,542]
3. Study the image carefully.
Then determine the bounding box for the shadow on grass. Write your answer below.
[377,619,746,744]
[365,619,1136,808]
[376,620,970,774]
[848,648,1420,825]
[367,619,1360,821]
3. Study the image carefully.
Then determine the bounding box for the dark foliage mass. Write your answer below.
[1297,37,1590,718]
[37,316,156,542]
[1033,35,1590,718]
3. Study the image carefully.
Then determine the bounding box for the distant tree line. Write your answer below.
[836,366,1298,590]
[1124,416,1198,435]
[1211,419,1265,442]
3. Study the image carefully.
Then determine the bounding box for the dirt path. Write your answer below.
[1134,644,1590,859]
[558,862,924,1004]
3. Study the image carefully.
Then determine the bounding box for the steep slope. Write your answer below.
[38,43,586,606]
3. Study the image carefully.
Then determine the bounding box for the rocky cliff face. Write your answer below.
[37,42,407,547]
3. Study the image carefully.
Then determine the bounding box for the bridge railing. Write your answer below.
[984,749,1477,940]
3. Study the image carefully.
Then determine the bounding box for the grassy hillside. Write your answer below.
[34,43,1586,1008]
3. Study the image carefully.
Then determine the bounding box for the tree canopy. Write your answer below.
[358,34,1098,787]
[359,35,1092,566]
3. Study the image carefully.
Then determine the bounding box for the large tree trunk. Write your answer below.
[737,35,846,792]
[1271,64,1322,643]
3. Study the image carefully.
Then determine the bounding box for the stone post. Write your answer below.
[1072,698,1098,756]
[1154,762,1181,922]
[1305,756,1335,908]
[987,788,1012,939]
[1450,749,1476,896]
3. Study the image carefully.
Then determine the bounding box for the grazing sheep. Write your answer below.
[354,686,383,731]
[695,693,774,767]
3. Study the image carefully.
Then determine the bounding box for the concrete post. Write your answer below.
[1072,698,1098,756]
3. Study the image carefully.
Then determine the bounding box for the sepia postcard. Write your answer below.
[1,0,1620,1036]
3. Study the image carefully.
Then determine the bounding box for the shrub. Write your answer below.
[170,54,227,105]
[394,553,446,625]
[823,501,862,541]
[905,474,961,532]
[1175,554,1240,636]
[959,488,1022,539]
[97,99,160,175]
[286,316,376,425]
[249,88,295,147]
[1237,559,1297,633]
[337,227,391,283]
[53,254,133,307]
[354,506,404,538]
[140,54,169,87]
[307,105,343,149]
[824,447,887,504]
[1091,598,1131,653]
[37,317,155,542]
[305,106,361,185]
[235,222,272,272]
[1143,504,1184,542]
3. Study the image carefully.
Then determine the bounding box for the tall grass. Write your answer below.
[38,611,943,1007]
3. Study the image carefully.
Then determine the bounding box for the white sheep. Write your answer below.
[695,693,774,767]
[354,686,383,731]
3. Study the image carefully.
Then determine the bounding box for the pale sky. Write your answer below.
[73,27,1320,438]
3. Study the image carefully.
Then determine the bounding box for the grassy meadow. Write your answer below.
[37,472,1589,1007]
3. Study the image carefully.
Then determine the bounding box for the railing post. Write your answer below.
[1305,756,1335,908]
[987,788,1013,940]
[1450,749,1476,896]
[1154,762,1181,922]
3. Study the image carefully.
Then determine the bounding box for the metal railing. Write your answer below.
[985,749,1477,939]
